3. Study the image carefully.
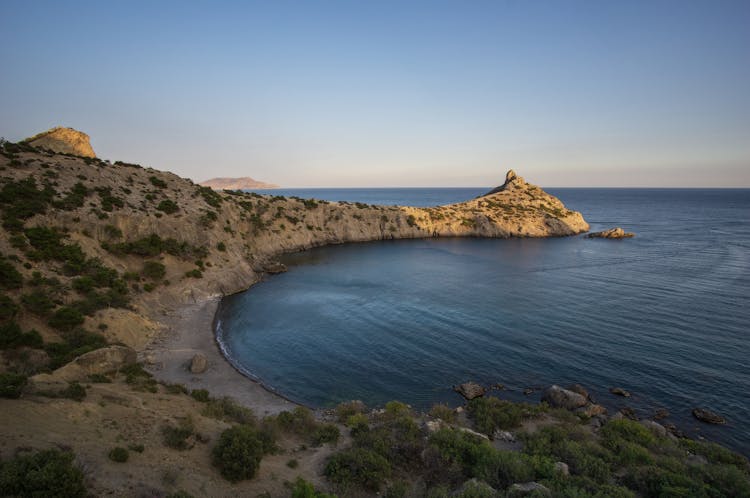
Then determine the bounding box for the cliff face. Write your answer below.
[199,177,279,190]
[22,127,96,158]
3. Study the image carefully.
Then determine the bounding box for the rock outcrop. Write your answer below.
[22,127,96,157]
[454,382,486,400]
[692,408,726,425]
[541,385,588,410]
[587,227,634,239]
[200,177,279,190]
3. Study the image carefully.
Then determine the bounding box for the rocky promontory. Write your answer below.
[21,126,96,158]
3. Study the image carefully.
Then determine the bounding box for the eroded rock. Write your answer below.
[454,382,485,400]
[692,408,726,425]
[189,353,208,374]
[609,387,631,397]
[541,385,587,410]
[587,227,635,239]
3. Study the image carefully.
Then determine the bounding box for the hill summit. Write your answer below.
[22,126,96,158]
[200,176,279,190]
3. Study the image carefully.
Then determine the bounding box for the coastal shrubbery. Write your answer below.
[212,425,268,482]
[0,449,86,497]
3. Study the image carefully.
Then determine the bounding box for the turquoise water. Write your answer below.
[218,188,750,453]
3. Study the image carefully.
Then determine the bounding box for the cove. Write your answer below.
[216,188,750,454]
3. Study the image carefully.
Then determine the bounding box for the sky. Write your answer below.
[1,0,749,187]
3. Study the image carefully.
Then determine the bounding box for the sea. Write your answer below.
[216,187,750,454]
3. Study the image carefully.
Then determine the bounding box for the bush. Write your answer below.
[0,295,19,322]
[312,424,341,446]
[162,420,195,450]
[21,290,55,316]
[201,396,256,425]
[290,477,337,498]
[335,400,366,423]
[467,397,532,436]
[157,199,179,214]
[48,306,85,331]
[0,322,43,350]
[216,241,226,251]
[0,372,27,398]
[190,388,210,402]
[142,260,166,280]
[212,425,266,482]
[0,259,22,289]
[324,447,391,492]
[429,403,457,424]
[149,176,167,188]
[0,449,86,497]
[62,382,86,401]
[108,447,129,462]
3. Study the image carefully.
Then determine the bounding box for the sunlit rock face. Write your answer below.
[23,127,96,158]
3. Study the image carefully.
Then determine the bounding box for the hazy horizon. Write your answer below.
[1,0,749,188]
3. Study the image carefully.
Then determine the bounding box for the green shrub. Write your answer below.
[0,449,86,497]
[312,424,341,446]
[0,295,19,322]
[290,477,337,498]
[149,176,167,188]
[108,447,129,462]
[212,425,265,482]
[429,403,457,424]
[127,443,145,453]
[162,420,195,450]
[190,389,210,402]
[44,329,107,369]
[0,322,43,349]
[600,419,657,450]
[216,241,226,251]
[467,397,530,436]
[335,400,365,423]
[184,268,202,278]
[142,260,166,280]
[275,406,318,435]
[201,396,256,425]
[0,259,22,289]
[0,372,27,398]
[157,199,179,214]
[62,382,86,401]
[324,447,391,492]
[21,290,55,316]
[88,373,111,383]
[48,306,85,331]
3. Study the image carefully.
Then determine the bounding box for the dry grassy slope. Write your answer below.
[0,148,587,348]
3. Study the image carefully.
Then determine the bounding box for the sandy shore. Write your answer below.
[142,296,296,417]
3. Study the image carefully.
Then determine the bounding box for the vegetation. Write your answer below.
[0,372,27,398]
[0,449,86,498]
[212,425,268,482]
[108,447,129,462]
[157,199,179,214]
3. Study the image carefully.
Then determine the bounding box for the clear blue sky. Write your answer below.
[1,0,748,187]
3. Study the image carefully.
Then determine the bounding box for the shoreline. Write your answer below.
[143,295,297,416]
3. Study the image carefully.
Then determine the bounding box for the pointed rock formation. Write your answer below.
[23,126,96,158]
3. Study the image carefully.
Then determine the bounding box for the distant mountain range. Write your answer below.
[199,177,279,190]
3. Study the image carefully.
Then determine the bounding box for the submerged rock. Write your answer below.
[609,387,632,397]
[578,403,607,418]
[454,382,485,400]
[692,408,726,425]
[654,408,670,420]
[541,385,587,410]
[587,227,635,239]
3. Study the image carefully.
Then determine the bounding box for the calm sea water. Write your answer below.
[218,188,750,454]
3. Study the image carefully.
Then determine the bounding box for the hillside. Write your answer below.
[200,176,280,190]
[2,134,746,497]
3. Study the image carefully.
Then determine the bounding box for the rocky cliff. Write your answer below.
[200,176,279,190]
[22,126,96,158]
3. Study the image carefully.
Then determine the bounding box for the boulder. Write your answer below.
[493,430,516,442]
[264,262,288,274]
[620,407,638,420]
[554,462,570,476]
[692,408,726,425]
[508,482,551,497]
[456,479,495,496]
[609,387,631,397]
[653,408,670,420]
[578,403,607,417]
[567,384,590,400]
[189,353,208,374]
[454,382,485,400]
[640,420,668,438]
[587,227,635,239]
[541,385,587,410]
[23,126,96,157]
